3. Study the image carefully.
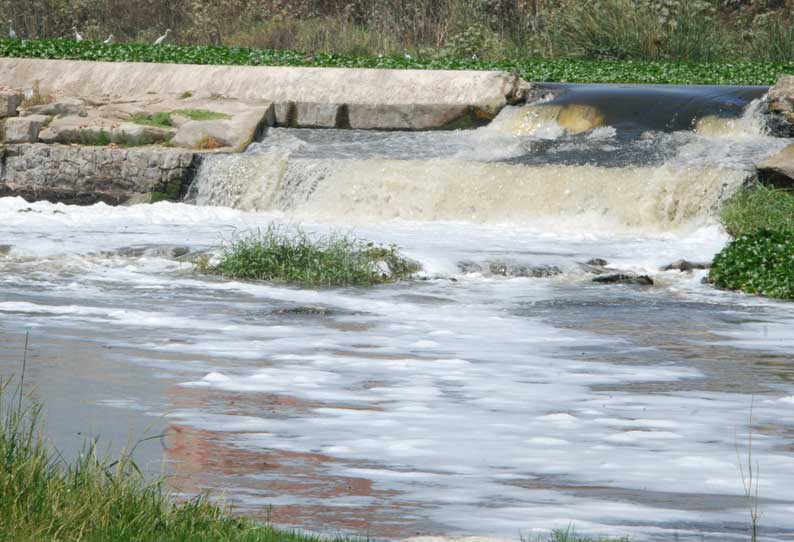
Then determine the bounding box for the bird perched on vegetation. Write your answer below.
[103,35,113,44]
[72,27,83,42]
[8,20,16,40]
[154,29,171,45]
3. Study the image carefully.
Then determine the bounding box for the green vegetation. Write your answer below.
[78,129,112,146]
[0,386,354,542]
[710,186,794,300]
[720,185,794,238]
[536,526,630,542]
[174,109,231,121]
[0,380,631,542]
[710,230,794,300]
[202,226,420,286]
[0,37,792,85]
[131,111,174,128]
[6,0,794,64]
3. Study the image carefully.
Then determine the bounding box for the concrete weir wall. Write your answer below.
[0,58,530,204]
[0,144,198,205]
[0,58,526,130]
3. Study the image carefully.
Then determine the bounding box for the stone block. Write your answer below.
[4,116,45,143]
[0,91,22,118]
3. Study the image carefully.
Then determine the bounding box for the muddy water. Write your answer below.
[2,84,794,541]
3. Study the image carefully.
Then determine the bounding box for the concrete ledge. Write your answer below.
[0,58,527,130]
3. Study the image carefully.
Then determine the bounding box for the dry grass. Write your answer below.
[2,0,794,61]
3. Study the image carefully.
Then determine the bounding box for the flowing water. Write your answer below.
[2,84,794,541]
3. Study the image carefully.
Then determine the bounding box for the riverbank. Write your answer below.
[0,38,791,86]
[709,185,794,300]
[0,390,624,542]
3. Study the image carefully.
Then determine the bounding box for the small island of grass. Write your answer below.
[200,226,420,287]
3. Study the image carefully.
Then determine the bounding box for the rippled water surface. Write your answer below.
[2,83,794,541]
[1,200,793,541]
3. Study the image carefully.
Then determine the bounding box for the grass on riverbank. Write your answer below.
[710,185,794,300]
[201,226,420,286]
[0,387,349,542]
[1,382,628,542]
[720,185,794,238]
[0,38,792,86]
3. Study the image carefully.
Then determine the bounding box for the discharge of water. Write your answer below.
[2,84,794,542]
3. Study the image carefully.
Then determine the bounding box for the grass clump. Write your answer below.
[131,111,174,128]
[174,109,231,121]
[203,225,420,286]
[0,385,348,542]
[710,230,794,300]
[194,135,225,150]
[78,129,112,146]
[720,185,794,238]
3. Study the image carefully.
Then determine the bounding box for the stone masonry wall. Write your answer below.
[0,144,199,204]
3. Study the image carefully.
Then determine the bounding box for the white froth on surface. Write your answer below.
[1,197,794,541]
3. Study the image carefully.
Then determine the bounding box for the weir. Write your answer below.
[4,77,794,542]
[188,83,785,231]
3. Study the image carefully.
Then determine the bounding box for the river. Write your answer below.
[1,84,793,541]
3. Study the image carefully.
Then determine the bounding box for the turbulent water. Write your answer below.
[2,84,794,541]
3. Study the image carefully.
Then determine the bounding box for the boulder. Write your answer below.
[586,258,608,267]
[0,90,22,118]
[661,259,711,272]
[111,123,173,146]
[592,273,654,286]
[3,115,49,143]
[457,260,562,278]
[173,108,270,151]
[757,143,794,188]
[766,76,794,137]
[23,98,87,118]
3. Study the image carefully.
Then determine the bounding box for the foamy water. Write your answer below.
[1,198,793,541]
[1,84,794,541]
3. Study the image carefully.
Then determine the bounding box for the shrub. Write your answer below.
[546,0,665,60]
[194,135,224,150]
[0,37,791,85]
[131,111,174,127]
[202,225,420,286]
[709,230,794,300]
[720,185,794,238]
[173,108,230,121]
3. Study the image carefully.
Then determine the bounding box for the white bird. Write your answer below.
[153,29,171,45]
[72,27,83,42]
[8,20,16,40]
[103,34,113,44]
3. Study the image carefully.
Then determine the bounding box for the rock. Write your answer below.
[457,260,562,278]
[592,273,654,286]
[112,123,173,146]
[0,244,11,256]
[23,98,86,118]
[661,259,711,272]
[766,75,794,138]
[3,115,49,143]
[37,117,114,144]
[586,258,608,267]
[0,90,22,118]
[757,143,794,189]
[173,108,270,151]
